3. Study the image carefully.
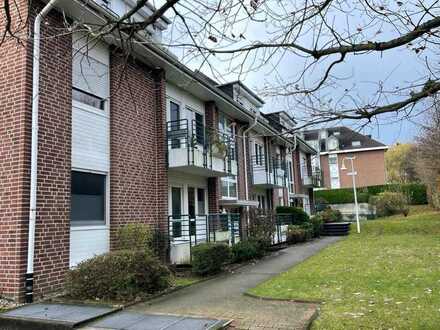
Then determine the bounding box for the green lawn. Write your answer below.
[249,207,440,329]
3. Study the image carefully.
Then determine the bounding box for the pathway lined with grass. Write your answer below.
[249,207,440,329]
[128,237,340,330]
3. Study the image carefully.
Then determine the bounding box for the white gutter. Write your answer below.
[26,0,61,304]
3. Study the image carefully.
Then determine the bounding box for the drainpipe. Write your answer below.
[239,110,259,233]
[242,112,259,201]
[26,0,61,304]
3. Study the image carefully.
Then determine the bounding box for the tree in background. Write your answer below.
[415,100,440,209]
[385,143,418,184]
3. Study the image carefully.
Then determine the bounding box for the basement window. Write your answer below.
[71,171,106,226]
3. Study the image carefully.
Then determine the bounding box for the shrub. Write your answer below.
[318,207,343,223]
[299,222,314,240]
[65,250,171,301]
[275,206,310,225]
[117,223,153,252]
[310,215,324,237]
[314,184,428,205]
[231,240,263,263]
[286,225,306,244]
[192,243,231,276]
[247,209,276,249]
[369,192,409,217]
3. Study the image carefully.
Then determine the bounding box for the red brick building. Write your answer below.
[0,0,317,302]
[303,127,388,189]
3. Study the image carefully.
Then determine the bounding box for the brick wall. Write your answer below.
[0,1,72,301]
[320,150,387,189]
[109,54,168,251]
[338,150,387,188]
[0,0,31,301]
[32,4,72,298]
[205,101,220,213]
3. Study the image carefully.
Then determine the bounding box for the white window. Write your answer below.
[71,171,106,226]
[254,142,264,166]
[221,176,237,199]
[328,154,340,189]
[352,141,361,147]
[218,112,236,160]
[72,33,109,112]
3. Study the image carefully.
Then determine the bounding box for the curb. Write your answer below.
[242,291,323,304]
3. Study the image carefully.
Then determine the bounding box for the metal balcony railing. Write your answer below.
[166,119,237,175]
[251,154,287,187]
[168,213,241,264]
[300,165,322,187]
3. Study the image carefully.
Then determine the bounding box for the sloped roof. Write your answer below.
[303,126,386,151]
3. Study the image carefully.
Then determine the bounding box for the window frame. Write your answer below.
[70,169,109,229]
[72,47,109,114]
[221,176,238,200]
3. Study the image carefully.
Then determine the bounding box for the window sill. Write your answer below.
[70,225,109,231]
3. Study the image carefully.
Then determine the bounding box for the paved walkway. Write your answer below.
[128,237,341,330]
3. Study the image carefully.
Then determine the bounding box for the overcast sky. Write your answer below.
[157,0,432,146]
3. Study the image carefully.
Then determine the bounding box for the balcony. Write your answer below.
[301,167,322,188]
[167,119,237,177]
[251,155,287,188]
[168,213,240,264]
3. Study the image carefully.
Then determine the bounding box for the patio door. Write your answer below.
[186,107,205,146]
[170,186,183,237]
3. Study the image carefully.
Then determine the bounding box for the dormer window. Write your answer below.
[352,141,361,147]
[328,137,339,150]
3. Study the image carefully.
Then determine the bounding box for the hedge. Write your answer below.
[315,183,427,205]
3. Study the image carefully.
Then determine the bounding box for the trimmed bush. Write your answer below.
[231,240,264,263]
[315,183,428,205]
[192,243,231,276]
[310,215,324,237]
[286,225,306,244]
[317,207,343,223]
[65,250,171,301]
[117,223,153,252]
[369,192,409,217]
[275,206,310,225]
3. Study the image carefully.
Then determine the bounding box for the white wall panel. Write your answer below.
[72,105,110,172]
[70,227,109,267]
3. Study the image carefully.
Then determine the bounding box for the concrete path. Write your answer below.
[129,237,341,330]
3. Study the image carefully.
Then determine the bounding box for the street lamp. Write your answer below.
[340,156,360,233]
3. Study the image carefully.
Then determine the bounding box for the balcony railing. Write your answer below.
[168,213,241,264]
[167,119,237,177]
[301,166,322,187]
[251,154,287,188]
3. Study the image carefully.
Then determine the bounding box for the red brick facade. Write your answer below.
[205,102,220,214]
[320,149,387,189]
[0,1,319,303]
[0,1,72,301]
[0,0,31,301]
[109,54,168,249]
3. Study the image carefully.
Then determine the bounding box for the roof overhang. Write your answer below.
[219,199,260,208]
[48,0,295,146]
[320,146,389,155]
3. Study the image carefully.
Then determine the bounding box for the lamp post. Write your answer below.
[340,157,360,233]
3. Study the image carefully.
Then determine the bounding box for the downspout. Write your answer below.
[26,0,61,304]
[239,110,259,234]
[242,112,259,201]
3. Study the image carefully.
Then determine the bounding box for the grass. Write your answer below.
[249,206,440,329]
[172,276,202,287]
